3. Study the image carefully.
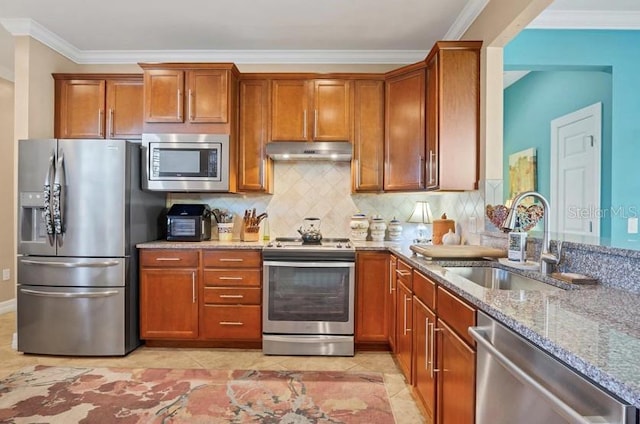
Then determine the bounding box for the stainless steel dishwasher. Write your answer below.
[470,311,638,424]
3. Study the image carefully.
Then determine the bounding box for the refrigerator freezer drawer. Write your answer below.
[18,285,130,356]
[18,256,126,287]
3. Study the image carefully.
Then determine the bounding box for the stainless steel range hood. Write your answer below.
[265,141,352,161]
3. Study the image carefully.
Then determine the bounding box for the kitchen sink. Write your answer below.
[444,266,560,291]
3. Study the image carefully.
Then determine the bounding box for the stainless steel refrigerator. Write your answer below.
[17,139,165,356]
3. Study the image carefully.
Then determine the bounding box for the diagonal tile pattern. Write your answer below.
[0,312,427,424]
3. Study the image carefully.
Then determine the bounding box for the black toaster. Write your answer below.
[166,204,212,241]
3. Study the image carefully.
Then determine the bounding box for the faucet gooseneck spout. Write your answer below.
[501,191,561,274]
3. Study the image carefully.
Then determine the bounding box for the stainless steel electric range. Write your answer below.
[262,238,356,356]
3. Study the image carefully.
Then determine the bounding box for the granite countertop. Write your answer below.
[137,239,640,408]
[388,243,640,410]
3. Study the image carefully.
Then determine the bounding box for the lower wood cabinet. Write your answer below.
[387,255,398,352]
[139,248,262,344]
[395,281,413,382]
[437,318,476,424]
[410,269,476,424]
[355,252,390,346]
[139,250,199,339]
[201,250,262,342]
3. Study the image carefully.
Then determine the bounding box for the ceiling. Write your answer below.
[1,0,640,81]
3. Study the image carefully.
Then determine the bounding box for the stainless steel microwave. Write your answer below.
[141,133,230,192]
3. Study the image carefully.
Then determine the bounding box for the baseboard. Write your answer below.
[0,298,16,315]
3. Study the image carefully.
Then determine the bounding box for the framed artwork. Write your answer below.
[508,148,537,201]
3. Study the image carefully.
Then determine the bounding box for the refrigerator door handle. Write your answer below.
[53,151,66,244]
[43,151,56,246]
[20,288,120,298]
[20,259,120,268]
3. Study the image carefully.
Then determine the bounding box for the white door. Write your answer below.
[550,102,601,240]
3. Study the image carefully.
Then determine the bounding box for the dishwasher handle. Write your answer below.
[469,326,600,424]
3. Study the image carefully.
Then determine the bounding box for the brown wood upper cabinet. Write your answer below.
[140,63,238,134]
[238,79,272,193]
[54,74,143,140]
[425,41,481,191]
[384,66,426,191]
[352,79,385,192]
[270,79,351,142]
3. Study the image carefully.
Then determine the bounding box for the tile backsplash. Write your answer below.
[169,161,485,242]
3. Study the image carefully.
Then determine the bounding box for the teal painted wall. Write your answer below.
[504,29,640,248]
[503,71,612,238]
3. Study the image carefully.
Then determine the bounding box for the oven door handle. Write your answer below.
[264,261,355,268]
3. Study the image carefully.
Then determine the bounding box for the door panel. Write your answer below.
[57,139,126,257]
[18,139,58,256]
[18,256,126,287]
[17,285,126,355]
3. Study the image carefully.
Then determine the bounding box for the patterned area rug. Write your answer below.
[0,365,395,423]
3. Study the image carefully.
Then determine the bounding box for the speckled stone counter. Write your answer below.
[388,243,640,410]
[137,240,266,249]
[138,239,640,408]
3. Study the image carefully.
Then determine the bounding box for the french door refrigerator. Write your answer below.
[17,139,165,356]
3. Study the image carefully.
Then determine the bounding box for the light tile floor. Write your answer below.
[0,312,427,423]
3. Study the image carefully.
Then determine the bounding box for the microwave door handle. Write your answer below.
[53,151,66,245]
[43,151,56,246]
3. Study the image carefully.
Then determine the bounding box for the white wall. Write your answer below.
[0,77,14,306]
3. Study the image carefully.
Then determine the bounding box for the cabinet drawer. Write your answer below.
[203,270,261,287]
[203,287,261,305]
[413,270,436,310]
[437,286,476,346]
[396,259,413,290]
[140,250,199,268]
[201,305,261,340]
[203,250,261,268]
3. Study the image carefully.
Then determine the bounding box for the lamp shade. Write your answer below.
[407,201,433,224]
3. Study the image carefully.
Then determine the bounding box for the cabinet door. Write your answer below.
[270,80,309,141]
[57,79,106,139]
[429,42,481,191]
[239,79,271,192]
[384,69,425,191]
[355,252,389,344]
[425,54,439,190]
[140,268,198,339]
[143,69,184,123]
[106,79,143,140]
[414,297,437,421]
[187,69,229,123]
[437,319,475,424]
[396,281,413,383]
[352,80,384,192]
[312,79,351,141]
[387,255,397,351]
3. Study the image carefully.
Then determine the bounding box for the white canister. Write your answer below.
[388,217,403,241]
[370,216,387,241]
[350,214,369,241]
[217,222,234,241]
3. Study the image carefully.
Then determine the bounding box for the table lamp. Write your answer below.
[407,201,433,243]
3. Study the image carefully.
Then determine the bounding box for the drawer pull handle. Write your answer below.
[155,257,181,261]
[219,277,243,280]
[219,321,244,326]
[219,258,244,262]
[396,269,411,277]
[219,294,244,299]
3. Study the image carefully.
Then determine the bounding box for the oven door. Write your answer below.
[263,260,355,335]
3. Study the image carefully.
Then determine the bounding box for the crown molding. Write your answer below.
[78,49,428,65]
[0,18,427,65]
[444,0,490,40]
[529,10,640,30]
[0,18,82,62]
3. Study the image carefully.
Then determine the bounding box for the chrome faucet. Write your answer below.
[501,191,562,274]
